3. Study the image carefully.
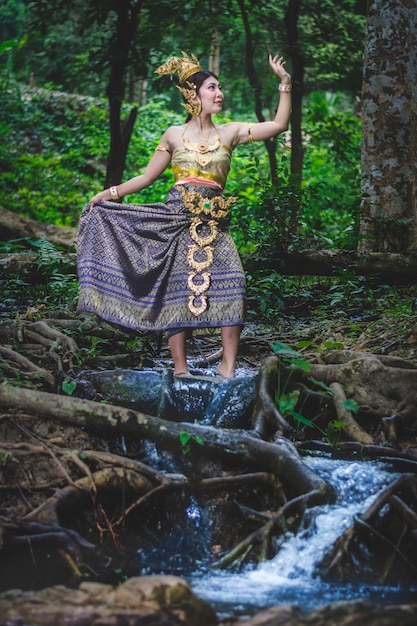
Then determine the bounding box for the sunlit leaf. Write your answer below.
[342,398,359,413]
[62,379,77,395]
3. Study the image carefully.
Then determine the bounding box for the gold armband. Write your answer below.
[248,123,254,143]
[109,185,119,200]
[155,144,171,153]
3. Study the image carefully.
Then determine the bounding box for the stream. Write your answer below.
[188,456,417,619]
[78,367,417,620]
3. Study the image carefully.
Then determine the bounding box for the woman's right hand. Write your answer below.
[89,189,111,208]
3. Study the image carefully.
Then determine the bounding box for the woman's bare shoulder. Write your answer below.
[162,124,186,151]
[216,121,249,148]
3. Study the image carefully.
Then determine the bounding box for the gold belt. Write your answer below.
[178,186,236,316]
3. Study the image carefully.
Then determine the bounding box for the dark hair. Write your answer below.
[181,69,218,121]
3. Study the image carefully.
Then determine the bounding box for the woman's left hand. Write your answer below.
[269,54,291,85]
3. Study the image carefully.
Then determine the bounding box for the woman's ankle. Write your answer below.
[217,363,235,379]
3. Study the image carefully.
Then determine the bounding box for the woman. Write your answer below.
[77,51,291,378]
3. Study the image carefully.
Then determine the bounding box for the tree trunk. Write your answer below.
[284,0,304,187]
[0,205,77,249]
[237,0,279,183]
[359,0,417,252]
[104,1,144,188]
[209,27,220,77]
[242,248,417,282]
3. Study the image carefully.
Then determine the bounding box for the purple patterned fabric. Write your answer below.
[77,185,246,333]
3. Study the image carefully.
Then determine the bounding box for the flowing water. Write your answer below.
[109,370,417,619]
[188,456,417,619]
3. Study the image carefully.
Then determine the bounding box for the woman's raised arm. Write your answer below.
[230,54,292,146]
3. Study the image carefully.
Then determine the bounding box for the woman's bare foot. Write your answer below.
[217,363,235,380]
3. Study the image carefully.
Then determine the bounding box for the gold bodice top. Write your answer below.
[171,143,232,189]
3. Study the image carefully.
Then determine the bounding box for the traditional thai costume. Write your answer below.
[76,131,246,336]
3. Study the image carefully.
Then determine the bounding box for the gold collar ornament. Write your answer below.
[183,133,221,166]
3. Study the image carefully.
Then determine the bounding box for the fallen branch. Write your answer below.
[295,441,417,472]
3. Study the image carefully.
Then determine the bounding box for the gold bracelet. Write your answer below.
[109,185,119,200]
[279,83,292,92]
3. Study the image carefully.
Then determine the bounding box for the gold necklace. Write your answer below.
[183,127,220,166]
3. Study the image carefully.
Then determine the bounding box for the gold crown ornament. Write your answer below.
[155,51,203,116]
[154,51,202,84]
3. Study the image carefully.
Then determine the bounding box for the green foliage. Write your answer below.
[1,27,363,328]
[246,270,286,320]
[301,0,366,92]
[0,450,11,467]
[62,379,77,395]
[228,91,362,266]
[0,238,78,316]
[1,29,362,248]
[302,91,362,249]
[0,81,109,224]
[270,341,343,447]
[31,238,78,305]
[179,430,204,455]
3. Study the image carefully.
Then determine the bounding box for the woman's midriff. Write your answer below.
[175,177,223,190]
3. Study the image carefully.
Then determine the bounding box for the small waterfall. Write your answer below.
[190,457,416,618]
[134,493,212,575]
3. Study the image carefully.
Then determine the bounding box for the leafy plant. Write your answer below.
[246,270,286,320]
[62,378,77,395]
[0,450,10,467]
[271,341,344,447]
[271,341,311,419]
[179,430,204,455]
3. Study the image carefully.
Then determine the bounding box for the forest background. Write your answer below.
[2,3,417,622]
[0,0,415,350]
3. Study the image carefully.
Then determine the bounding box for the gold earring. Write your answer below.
[177,85,202,116]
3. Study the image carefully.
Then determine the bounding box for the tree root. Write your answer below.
[330,381,374,444]
[250,355,294,438]
[0,345,55,388]
[211,489,323,570]
[319,473,417,585]
[24,467,155,526]
[0,384,333,502]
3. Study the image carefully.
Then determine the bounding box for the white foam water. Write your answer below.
[190,457,415,617]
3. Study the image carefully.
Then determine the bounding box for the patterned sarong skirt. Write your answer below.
[77,184,246,334]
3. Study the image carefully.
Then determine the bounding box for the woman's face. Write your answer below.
[198,76,223,113]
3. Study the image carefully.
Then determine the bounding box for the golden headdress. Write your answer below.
[154,51,202,84]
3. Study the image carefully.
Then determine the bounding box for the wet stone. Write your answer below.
[75,368,257,429]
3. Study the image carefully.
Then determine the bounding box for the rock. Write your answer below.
[0,575,217,626]
[230,600,417,626]
[76,368,257,428]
